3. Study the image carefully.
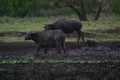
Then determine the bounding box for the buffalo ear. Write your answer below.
[44,24,48,28]
[44,24,53,26]
[44,24,53,30]
[49,24,53,27]
[31,32,37,36]
[44,24,48,26]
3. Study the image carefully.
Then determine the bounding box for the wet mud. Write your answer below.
[0,42,120,60]
[0,42,120,80]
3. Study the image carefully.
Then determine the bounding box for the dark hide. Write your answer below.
[25,30,66,54]
[44,19,85,43]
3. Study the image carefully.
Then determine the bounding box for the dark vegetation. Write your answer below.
[0,0,120,20]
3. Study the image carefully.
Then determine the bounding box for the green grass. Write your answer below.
[82,20,120,31]
[0,16,78,32]
[0,59,120,64]
[0,36,24,43]
[0,16,120,42]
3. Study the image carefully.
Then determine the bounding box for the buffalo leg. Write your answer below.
[61,41,66,53]
[76,30,81,42]
[44,48,47,54]
[81,31,86,43]
[56,42,61,53]
[36,45,40,54]
[77,30,85,43]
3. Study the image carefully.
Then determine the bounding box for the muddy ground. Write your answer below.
[0,42,120,80]
[0,62,120,80]
[0,41,120,60]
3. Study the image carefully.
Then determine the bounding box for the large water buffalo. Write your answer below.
[25,30,66,54]
[44,19,85,43]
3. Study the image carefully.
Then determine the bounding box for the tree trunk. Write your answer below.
[94,2,103,20]
[79,0,87,21]
[67,4,87,21]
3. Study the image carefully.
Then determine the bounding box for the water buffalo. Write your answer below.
[25,30,66,54]
[44,19,85,43]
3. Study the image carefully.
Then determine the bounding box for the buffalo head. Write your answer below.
[44,24,54,30]
[25,32,36,40]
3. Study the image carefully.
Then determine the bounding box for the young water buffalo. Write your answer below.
[25,30,66,54]
[44,19,85,43]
